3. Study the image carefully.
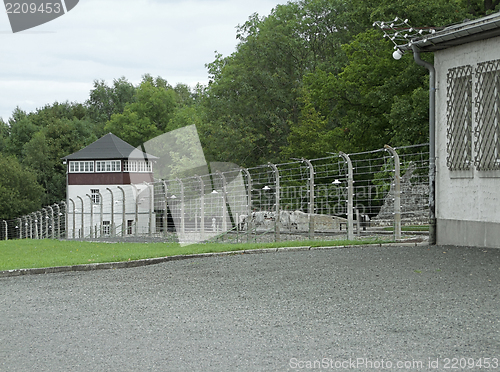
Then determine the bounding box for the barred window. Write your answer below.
[446,65,473,171]
[69,161,94,173]
[475,60,500,171]
[123,160,152,173]
[95,160,121,172]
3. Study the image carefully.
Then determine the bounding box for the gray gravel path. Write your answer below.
[1,245,499,371]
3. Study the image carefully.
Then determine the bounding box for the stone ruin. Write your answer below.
[239,210,347,232]
[372,162,429,226]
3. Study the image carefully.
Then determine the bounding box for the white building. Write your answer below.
[62,133,158,238]
[399,13,500,248]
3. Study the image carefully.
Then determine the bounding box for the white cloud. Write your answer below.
[0,0,283,121]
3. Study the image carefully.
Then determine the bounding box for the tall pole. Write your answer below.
[107,188,115,236]
[267,163,280,242]
[77,196,84,238]
[195,175,205,240]
[69,199,75,239]
[302,158,315,239]
[86,194,93,238]
[339,152,354,240]
[384,145,401,240]
[117,186,126,236]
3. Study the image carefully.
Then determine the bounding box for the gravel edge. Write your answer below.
[0,241,428,278]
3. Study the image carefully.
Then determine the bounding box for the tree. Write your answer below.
[0,118,9,153]
[0,153,43,219]
[201,0,363,166]
[21,117,97,205]
[5,112,38,158]
[104,77,177,146]
[104,109,160,148]
[86,77,136,133]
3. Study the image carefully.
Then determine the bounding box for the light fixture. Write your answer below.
[393,49,403,60]
[262,185,271,190]
[332,179,341,185]
[211,190,218,194]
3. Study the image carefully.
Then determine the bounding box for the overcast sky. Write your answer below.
[0,0,285,122]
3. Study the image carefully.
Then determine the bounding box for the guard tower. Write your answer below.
[62,133,158,238]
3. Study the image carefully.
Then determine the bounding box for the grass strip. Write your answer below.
[0,238,385,271]
[383,225,429,232]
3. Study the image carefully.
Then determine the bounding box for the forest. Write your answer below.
[1,0,499,219]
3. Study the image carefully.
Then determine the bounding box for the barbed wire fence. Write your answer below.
[0,144,429,243]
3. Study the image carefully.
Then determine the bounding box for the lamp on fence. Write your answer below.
[262,185,271,191]
[211,190,218,194]
[332,179,341,185]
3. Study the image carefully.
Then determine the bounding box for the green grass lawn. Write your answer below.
[0,238,385,271]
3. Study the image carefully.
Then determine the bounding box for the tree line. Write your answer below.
[1,0,498,219]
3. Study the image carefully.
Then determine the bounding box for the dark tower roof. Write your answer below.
[62,133,158,161]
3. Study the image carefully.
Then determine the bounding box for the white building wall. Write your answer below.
[66,183,156,238]
[434,36,500,247]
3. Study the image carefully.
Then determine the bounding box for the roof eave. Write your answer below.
[398,12,500,52]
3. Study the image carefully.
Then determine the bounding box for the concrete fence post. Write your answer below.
[384,145,401,240]
[195,175,205,239]
[97,191,103,238]
[302,158,315,239]
[339,152,354,241]
[77,196,84,239]
[217,171,229,232]
[37,212,42,239]
[47,205,55,239]
[69,199,75,239]
[162,181,169,237]
[107,188,115,236]
[18,218,22,239]
[176,178,185,237]
[86,194,94,238]
[117,186,126,236]
[3,220,7,240]
[131,184,139,237]
[57,202,63,239]
[268,162,280,242]
[148,183,153,237]
[242,168,252,232]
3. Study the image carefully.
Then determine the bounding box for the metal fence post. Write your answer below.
[384,145,401,240]
[339,152,354,240]
[268,162,280,242]
[3,220,7,240]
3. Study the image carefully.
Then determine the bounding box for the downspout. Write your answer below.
[412,45,436,245]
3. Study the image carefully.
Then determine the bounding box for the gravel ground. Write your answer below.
[1,245,499,371]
